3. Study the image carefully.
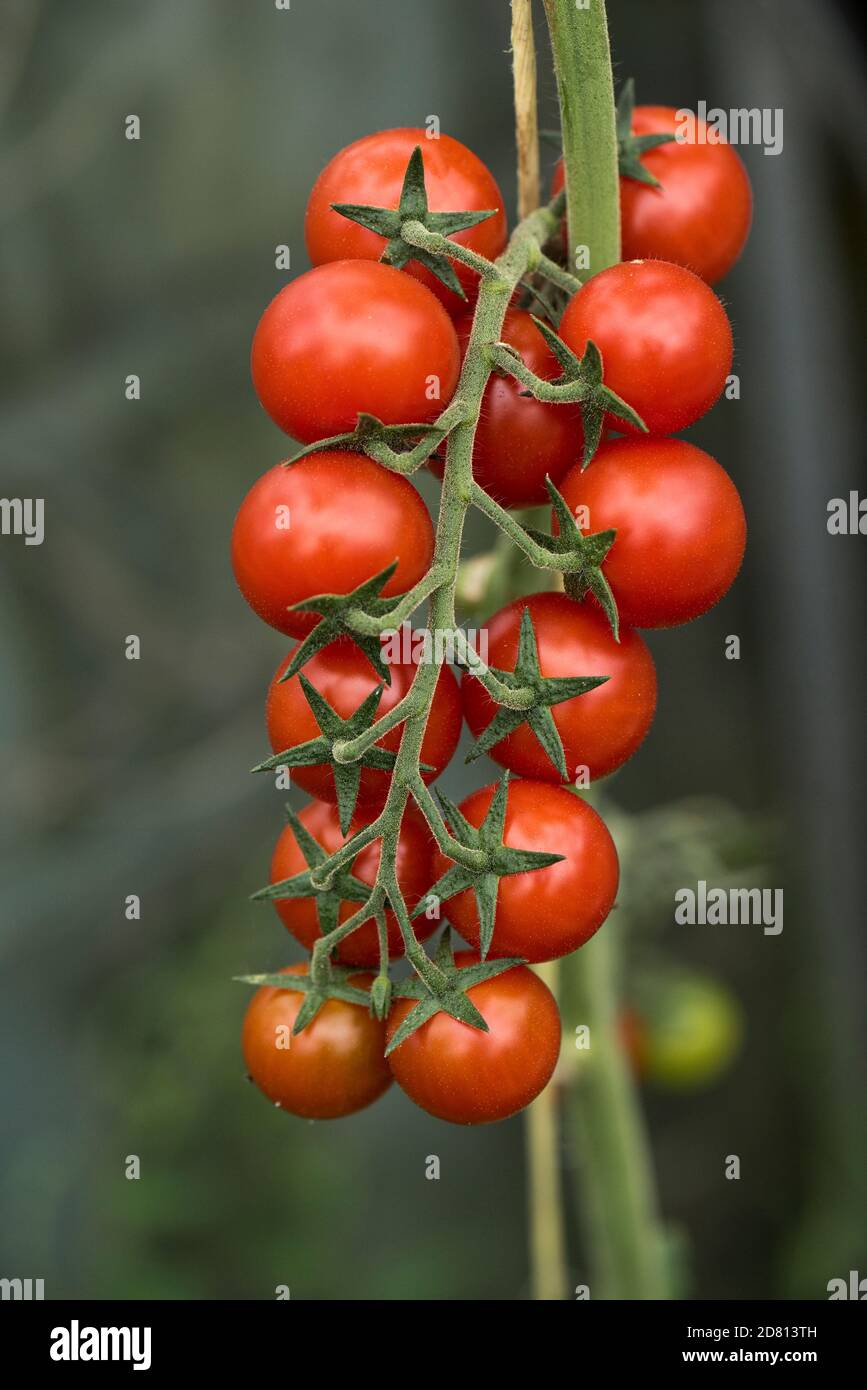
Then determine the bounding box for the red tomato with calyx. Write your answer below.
[242,964,392,1119]
[305,128,508,315]
[557,438,746,628]
[269,801,437,967]
[434,778,619,962]
[386,952,561,1124]
[231,453,434,638]
[558,259,733,437]
[552,107,751,285]
[462,592,656,783]
[251,260,460,441]
[266,638,463,806]
[430,309,584,507]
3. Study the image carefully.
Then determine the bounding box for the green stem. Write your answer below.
[543,0,620,275]
[542,0,668,1302]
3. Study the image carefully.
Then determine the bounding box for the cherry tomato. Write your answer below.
[429,309,583,507]
[433,778,619,962]
[386,952,561,1123]
[231,453,434,638]
[631,974,744,1090]
[462,592,656,783]
[305,128,508,315]
[552,107,751,285]
[266,637,463,806]
[558,259,733,437]
[557,437,746,627]
[269,801,437,967]
[251,260,460,441]
[242,964,392,1119]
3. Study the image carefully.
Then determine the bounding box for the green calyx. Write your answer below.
[284,412,447,476]
[524,477,621,640]
[466,606,609,777]
[250,803,371,938]
[385,928,525,1054]
[491,317,647,466]
[280,565,397,685]
[233,963,372,1035]
[332,145,497,298]
[413,774,564,960]
[251,676,395,833]
[616,78,676,188]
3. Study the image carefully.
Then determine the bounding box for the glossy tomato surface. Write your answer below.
[462,592,656,783]
[231,453,434,638]
[266,638,463,806]
[557,437,746,627]
[305,127,508,315]
[251,260,460,440]
[386,952,561,1124]
[242,965,392,1119]
[435,778,619,962]
[552,106,752,285]
[269,801,436,966]
[558,259,732,437]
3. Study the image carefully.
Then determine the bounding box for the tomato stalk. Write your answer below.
[542,0,669,1300]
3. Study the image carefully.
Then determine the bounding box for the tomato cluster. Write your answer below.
[231,106,749,1126]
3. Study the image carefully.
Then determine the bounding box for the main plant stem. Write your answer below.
[543,0,668,1300]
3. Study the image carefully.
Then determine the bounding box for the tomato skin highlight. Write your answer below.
[429,309,584,507]
[434,778,619,962]
[269,801,437,967]
[230,453,434,638]
[305,127,508,315]
[557,437,747,628]
[266,638,463,807]
[462,592,657,783]
[558,259,733,437]
[242,965,392,1119]
[386,952,561,1124]
[251,260,461,441]
[553,106,752,285]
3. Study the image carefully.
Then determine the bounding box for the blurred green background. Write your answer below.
[1,0,865,1300]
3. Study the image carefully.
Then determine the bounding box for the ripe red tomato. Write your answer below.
[242,964,392,1119]
[557,438,747,627]
[231,453,434,638]
[251,260,461,441]
[305,128,508,315]
[552,107,751,285]
[429,309,583,507]
[266,637,463,806]
[433,778,619,962]
[386,952,561,1123]
[269,801,437,966]
[558,259,733,437]
[462,592,656,782]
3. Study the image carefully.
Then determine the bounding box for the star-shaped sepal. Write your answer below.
[283,412,447,473]
[279,564,397,686]
[616,79,677,188]
[332,146,497,299]
[411,774,564,959]
[465,607,609,778]
[251,677,396,833]
[524,477,621,639]
[520,318,647,466]
[384,928,526,1055]
[234,962,373,1036]
[250,803,373,941]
